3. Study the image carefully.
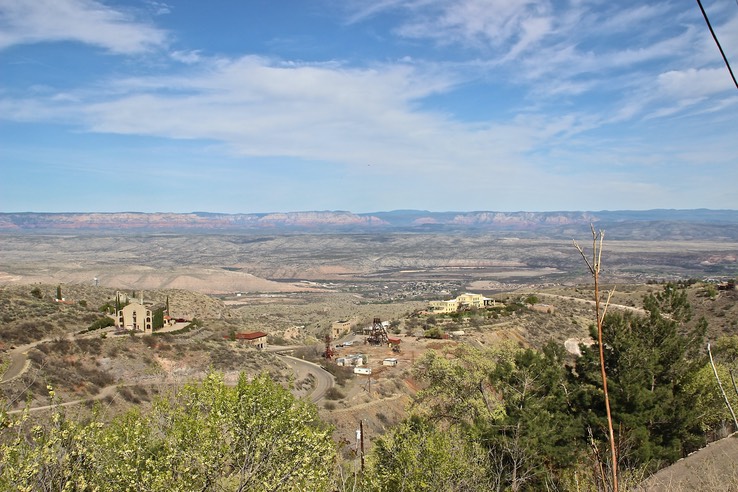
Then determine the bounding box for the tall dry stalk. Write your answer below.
[574,226,618,492]
[707,342,738,430]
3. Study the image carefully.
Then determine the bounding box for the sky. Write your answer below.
[1,0,737,214]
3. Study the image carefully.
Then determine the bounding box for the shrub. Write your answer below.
[321,363,354,386]
[85,317,115,332]
[76,338,103,355]
[0,373,337,491]
[324,387,345,400]
[117,386,139,403]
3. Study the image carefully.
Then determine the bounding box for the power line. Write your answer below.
[695,0,738,90]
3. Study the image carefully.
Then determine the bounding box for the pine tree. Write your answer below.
[574,283,708,469]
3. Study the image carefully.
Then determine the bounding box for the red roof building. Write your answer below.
[235,331,268,349]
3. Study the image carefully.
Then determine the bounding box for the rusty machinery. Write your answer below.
[366,317,389,345]
[323,334,334,359]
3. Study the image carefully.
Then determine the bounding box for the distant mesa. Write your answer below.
[1,209,737,236]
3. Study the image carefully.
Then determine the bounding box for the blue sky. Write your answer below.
[1,0,737,213]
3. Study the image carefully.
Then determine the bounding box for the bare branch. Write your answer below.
[573,240,595,274]
[575,226,618,492]
[600,288,616,324]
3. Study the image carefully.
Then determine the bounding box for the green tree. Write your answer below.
[423,327,443,339]
[483,343,583,489]
[525,294,538,306]
[30,287,42,299]
[573,284,708,469]
[87,316,115,331]
[409,343,582,490]
[0,373,336,491]
[56,284,62,301]
[713,336,738,368]
[366,417,491,491]
[152,307,165,330]
[412,344,504,426]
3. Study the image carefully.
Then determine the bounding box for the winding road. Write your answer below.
[2,338,335,415]
[279,354,335,403]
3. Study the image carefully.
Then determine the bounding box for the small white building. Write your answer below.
[354,367,372,375]
[382,358,398,366]
[336,354,366,367]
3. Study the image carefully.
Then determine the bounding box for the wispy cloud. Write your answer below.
[2,0,737,212]
[1,52,572,199]
[363,0,738,142]
[0,0,168,54]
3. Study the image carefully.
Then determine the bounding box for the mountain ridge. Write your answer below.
[2,210,738,239]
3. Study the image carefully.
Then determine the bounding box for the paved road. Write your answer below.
[2,328,334,415]
[1,323,193,384]
[1,334,76,383]
[1,327,121,384]
[280,355,335,403]
[1,344,33,384]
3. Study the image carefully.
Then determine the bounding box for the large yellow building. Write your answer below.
[429,293,495,313]
[116,300,153,333]
[331,319,353,339]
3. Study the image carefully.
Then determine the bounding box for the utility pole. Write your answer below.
[360,419,365,472]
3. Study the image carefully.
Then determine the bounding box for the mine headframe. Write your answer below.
[323,334,334,359]
[366,317,389,345]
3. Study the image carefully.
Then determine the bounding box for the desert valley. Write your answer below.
[1,210,738,490]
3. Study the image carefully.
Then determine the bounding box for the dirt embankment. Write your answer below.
[640,434,738,491]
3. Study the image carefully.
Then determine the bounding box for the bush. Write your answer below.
[324,387,345,400]
[321,363,354,386]
[85,317,115,332]
[142,335,157,348]
[0,373,337,491]
[76,338,103,355]
[424,327,443,339]
[27,349,45,365]
[117,386,140,403]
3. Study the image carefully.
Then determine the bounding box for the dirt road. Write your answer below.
[537,292,646,315]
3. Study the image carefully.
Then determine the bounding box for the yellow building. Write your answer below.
[331,319,352,339]
[116,300,153,333]
[429,293,495,313]
[428,299,459,313]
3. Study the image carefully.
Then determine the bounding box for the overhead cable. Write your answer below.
[695,0,738,90]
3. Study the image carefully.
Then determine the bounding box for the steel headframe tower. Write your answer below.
[323,334,334,359]
[367,317,389,345]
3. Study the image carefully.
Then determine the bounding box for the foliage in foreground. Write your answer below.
[0,373,336,491]
[365,284,735,491]
[366,416,492,491]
